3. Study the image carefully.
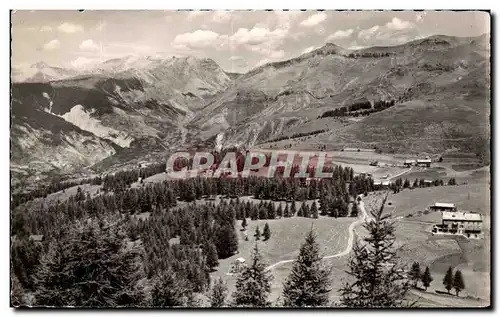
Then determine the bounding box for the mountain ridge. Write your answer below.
[10,34,491,182]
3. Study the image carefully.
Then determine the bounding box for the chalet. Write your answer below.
[432,211,483,238]
[423,180,433,187]
[373,180,382,186]
[404,159,416,167]
[231,257,246,273]
[430,202,457,212]
[381,180,392,187]
[416,158,432,167]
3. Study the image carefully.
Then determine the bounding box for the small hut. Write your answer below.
[231,257,246,273]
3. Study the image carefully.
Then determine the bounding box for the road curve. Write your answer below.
[264,200,370,271]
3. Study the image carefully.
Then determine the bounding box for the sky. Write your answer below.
[11,10,490,73]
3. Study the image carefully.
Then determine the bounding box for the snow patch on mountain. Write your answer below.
[59,105,133,147]
[215,133,224,151]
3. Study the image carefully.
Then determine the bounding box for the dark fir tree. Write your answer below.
[232,243,273,307]
[216,224,239,259]
[284,204,291,218]
[255,225,261,241]
[311,201,319,219]
[339,193,411,307]
[443,267,454,294]
[210,278,228,307]
[277,204,283,218]
[421,266,433,291]
[282,226,331,307]
[242,217,248,230]
[290,201,297,217]
[151,269,193,307]
[350,202,359,217]
[409,262,421,288]
[453,270,465,296]
[206,242,219,272]
[33,214,146,307]
[263,223,271,241]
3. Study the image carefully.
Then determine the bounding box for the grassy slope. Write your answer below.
[210,216,354,304]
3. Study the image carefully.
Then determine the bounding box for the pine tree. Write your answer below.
[232,244,273,307]
[290,201,297,217]
[206,242,219,272]
[350,202,359,217]
[304,203,311,218]
[255,226,261,240]
[242,217,248,230]
[210,278,228,307]
[339,193,411,307]
[443,267,454,294]
[151,269,193,307]
[413,178,419,188]
[311,202,319,219]
[277,204,283,218]
[284,204,290,218]
[33,214,146,307]
[282,226,331,307]
[11,274,25,307]
[263,223,271,241]
[421,267,433,291]
[453,270,465,296]
[268,203,277,219]
[408,262,421,288]
[216,224,239,259]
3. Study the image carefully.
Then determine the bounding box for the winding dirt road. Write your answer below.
[265,200,371,271]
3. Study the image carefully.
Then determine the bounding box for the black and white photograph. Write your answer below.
[9,9,491,308]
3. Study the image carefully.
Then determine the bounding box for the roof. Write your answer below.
[382,181,391,186]
[432,202,456,208]
[404,159,416,163]
[442,211,482,222]
[373,181,382,185]
[423,180,433,183]
[417,159,432,163]
[235,257,245,263]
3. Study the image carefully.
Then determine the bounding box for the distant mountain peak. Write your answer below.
[31,61,51,69]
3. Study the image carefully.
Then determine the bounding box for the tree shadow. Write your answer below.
[435,290,454,296]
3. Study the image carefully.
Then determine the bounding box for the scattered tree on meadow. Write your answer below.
[232,244,273,307]
[421,266,433,291]
[291,202,297,217]
[277,204,283,218]
[263,223,271,241]
[282,226,331,307]
[453,270,465,296]
[241,217,248,230]
[284,204,291,218]
[210,278,228,307]
[32,214,146,307]
[413,179,419,188]
[311,202,319,219]
[443,267,454,294]
[409,262,421,288]
[255,226,261,241]
[339,193,411,307]
[350,202,359,217]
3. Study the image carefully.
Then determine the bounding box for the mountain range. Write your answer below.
[10,34,491,184]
